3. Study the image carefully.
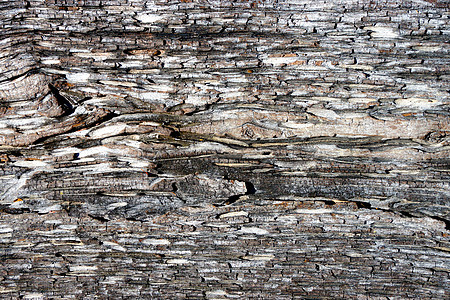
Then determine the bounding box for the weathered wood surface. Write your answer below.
[1,0,449,298]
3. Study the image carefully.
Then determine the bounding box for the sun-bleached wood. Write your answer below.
[0,0,449,298]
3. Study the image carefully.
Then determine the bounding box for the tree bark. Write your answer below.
[1,0,449,298]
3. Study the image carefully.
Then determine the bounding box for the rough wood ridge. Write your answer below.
[0,0,449,298]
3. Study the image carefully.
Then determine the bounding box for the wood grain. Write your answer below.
[1,0,449,298]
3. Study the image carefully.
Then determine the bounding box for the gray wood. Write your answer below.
[1,0,449,298]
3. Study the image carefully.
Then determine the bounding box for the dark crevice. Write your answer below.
[244,181,256,195]
[223,194,242,206]
[169,130,181,139]
[87,214,109,223]
[355,201,372,209]
[398,211,416,218]
[0,206,31,214]
[48,83,75,116]
[216,181,256,206]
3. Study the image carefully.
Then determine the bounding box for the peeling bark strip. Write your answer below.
[0,0,449,298]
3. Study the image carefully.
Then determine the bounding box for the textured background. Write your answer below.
[1,0,449,298]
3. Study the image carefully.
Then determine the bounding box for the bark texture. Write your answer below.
[0,0,449,299]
